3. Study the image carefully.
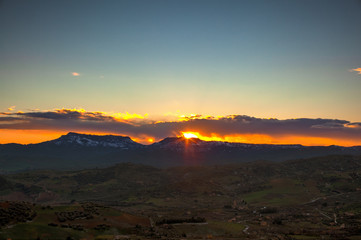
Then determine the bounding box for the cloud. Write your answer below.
[14,108,146,123]
[72,72,80,76]
[344,122,361,129]
[7,106,16,111]
[1,109,361,146]
[350,68,361,74]
[0,116,23,122]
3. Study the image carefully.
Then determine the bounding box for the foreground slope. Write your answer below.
[1,155,361,239]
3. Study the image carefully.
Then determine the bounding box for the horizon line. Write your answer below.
[2,131,361,148]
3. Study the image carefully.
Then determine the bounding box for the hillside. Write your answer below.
[1,155,361,239]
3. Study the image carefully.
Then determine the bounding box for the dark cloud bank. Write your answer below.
[1,109,361,144]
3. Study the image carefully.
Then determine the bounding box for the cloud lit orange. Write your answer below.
[1,108,361,146]
[351,68,361,74]
[7,106,16,111]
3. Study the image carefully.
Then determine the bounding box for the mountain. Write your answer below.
[151,136,305,151]
[1,132,361,172]
[0,133,145,173]
[43,132,143,149]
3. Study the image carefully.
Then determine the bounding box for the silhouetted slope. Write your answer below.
[1,132,361,172]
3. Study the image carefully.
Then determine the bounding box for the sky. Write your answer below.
[1,0,361,145]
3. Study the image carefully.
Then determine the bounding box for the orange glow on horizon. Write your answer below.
[0,129,66,144]
[177,131,361,147]
[0,129,360,147]
[0,129,142,145]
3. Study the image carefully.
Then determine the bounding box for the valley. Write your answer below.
[1,155,361,239]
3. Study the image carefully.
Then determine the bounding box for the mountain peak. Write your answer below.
[151,136,205,149]
[47,132,140,148]
[65,132,83,136]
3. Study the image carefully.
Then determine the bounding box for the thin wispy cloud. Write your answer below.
[350,68,361,74]
[7,106,16,111]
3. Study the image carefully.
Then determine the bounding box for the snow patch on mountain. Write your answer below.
[51,132,141,149]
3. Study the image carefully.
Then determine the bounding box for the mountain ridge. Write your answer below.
[42,132,143,149]
[1,132,361,172]
[2,132,360,148]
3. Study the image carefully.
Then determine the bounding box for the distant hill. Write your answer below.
[1,155,361,204]
[1,132,361,172]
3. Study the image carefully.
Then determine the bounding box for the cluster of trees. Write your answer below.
[55,210,93,222]
[0,201,36,227]
[156,216,206,225]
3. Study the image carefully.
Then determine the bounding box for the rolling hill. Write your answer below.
[1,155,361,239]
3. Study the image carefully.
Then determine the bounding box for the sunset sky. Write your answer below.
[1,0,361,146]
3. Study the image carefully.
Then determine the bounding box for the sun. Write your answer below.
[182,132,199,139]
